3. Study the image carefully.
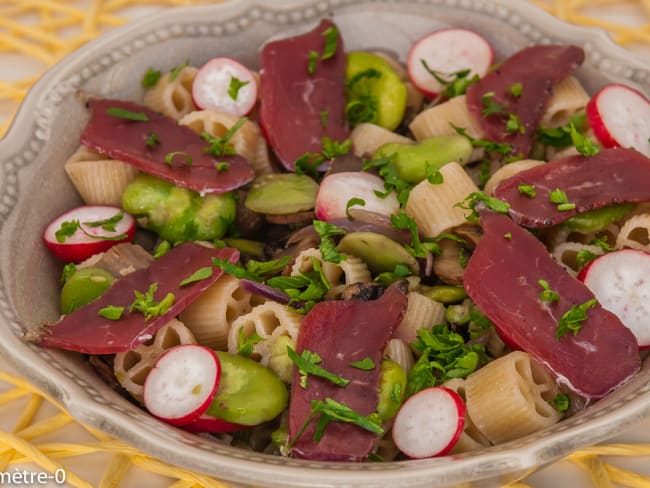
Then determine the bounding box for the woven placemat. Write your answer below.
[1,1,650,487]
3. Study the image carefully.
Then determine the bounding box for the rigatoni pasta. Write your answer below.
[483,159,545,196]
[540,76,590,128]
[393,292,446,345]
[349,123,414,157]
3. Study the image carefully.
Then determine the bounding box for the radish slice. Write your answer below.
[586,83,650,157]
[578,249,650,348]
[407,28,493,98]
[314,171,399,221]
[192,57,258,116]
[43,205,135,263]
[144,345,221,426]
[182,414,247,434]
[392,387,465,458]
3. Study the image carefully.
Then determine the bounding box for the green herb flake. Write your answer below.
[245,256,291,278]
[319,110,328,128]
[557,202,577,211]
[202,117,247,157]
[576,249,598,270]
[145,132,161,148]
[179,266,214,287]
[349,357,376,371]
[83,211,124,232]
[506,113,525,134]
[537,113,587,149]
[363,153,411,206]
[509,82,523,97]
[549,188,569,205]
[504,232,512,240]
[313,220,347,264]
[228,76,250,101]
[169,59,189,82]
[346,197,366,218]
[294,152,323,178]
[480,91,505,117]
[215,162,230,172]
[426,163,444,185]
[550,392,571,413]
[164,151,192,167]
[451,124,514,156]
[390,211,430,259]
[537,279,560,303]
[153,240,171,259]
[307,50,319,75]
[518,183,536,198]
[238,327,264,357]
[288,347,350,388]
[321,27,339,60]
[419,61,479,98]
[455,192,510,221]
[98,305,124,321]
[129,283,175,321]
[570,122,600,156]
[212,257,260,281]
[141,67,162,89]
[60,262,77,286]
[321,136,351,159]
[105,107,149,122]
[344,68,382,127]
[589,236,615,253]
[55,220,80,243]
[556,298,597,339]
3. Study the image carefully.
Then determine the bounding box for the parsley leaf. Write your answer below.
[60,262,76,286]
[345,68,382,126]
[145,132,160,148]
[83,211,124,232]
[228,76,250,101]
[313,220,347,264]
[141,68,161,88]
[537,279,560,303]
[238,327,264,357]
[537,113,587,148]
[55,220,80,243]
[363,154,411,206]
[129,283,175,321]
[518,183,536,198]
[550,392,571,413]
[98,305,124,321]
[419,61,479,98]
[287,347,350,388]
[570,121,600,156]
[455,191,510,221]
[245,256,291,278]
[480,91,505,117]
[345,197,366,217]
[576,249,598,270]
[321,27,339,60]
[349,357,375,370]
[506,113,525,134]
[179,266,213,287]
[164,151,192,167]
[509,82,523,97]
[390,211,429,259]
[549,188,576,211]
[556,298,597,339]
[321,137,351,159]
[451,124,514,156]
[169,59,189,82]
[294,152,323,178]
[105,107,149,121]
[307,50,319,75]
[202,117,247,157]
[374,263,412,287]
[153,240,171,259]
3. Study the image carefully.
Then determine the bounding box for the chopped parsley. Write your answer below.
[390,211,438,259]
[145,132,160,148]
[105,107,149,121]
[345,68,382,126]
[452,124,514,156]
[60,262,76,285]
[349,357,376,371]
[202,117,247,157]
[575,249,598,270]
[455,191,510,221]
[141,68,162,88]
[83,211,124,232]
[321,136,351,159]
[215,162,230,172]
[570,121,600,156]
[518,183,536,198]
[556,298,597,339]
[98,305,124,321]
[169,59,189,82]
[55,220,80,243]
[320,109,329,128]
[153,240,171,259]
[537,113,587,148]
[550,392,571,413]
[374,263,412,287]
[537,279,560,303]
[506,113,525,134]
[179,266,213,287]
[294,137,351,176]
[363,154,411,206]
[480,91,506,117]
[238,327,264,357]
[228,76,250,101]
[129,283,175,321]
[212,255,290,282]
[321,27,339,60]
[419,62,479,98]
[504,232,512,240]
[509,82,523,97]
[345,197,366,218]
[307,50,319,75]
[313,220,347,264]
[55,214,127,243]
[426,164,444,184]
[287,347,350,388]
[164,151,192,167]
[549,188,575,211]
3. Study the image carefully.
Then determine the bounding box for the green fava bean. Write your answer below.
[268,335,296,384]
[422,285,468,304]
[60,267,114,314]
[375,135,473,184]
[245,173,319,215]
[346,51,407,131]
[122,174,235,244]
[377,359,407,421]
[222,238,266,258]
[337,231,419,274]
[562,203,634,233]
[207,351,288,426]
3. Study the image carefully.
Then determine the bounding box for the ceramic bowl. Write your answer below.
[2,1,650,487]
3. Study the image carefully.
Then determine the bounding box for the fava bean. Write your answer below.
[337,231,419,274]
[562,203,634,233]
[60,267,114,314]
[422,285,468,304]
[268,336,296,384]
[245,173,318,215]
[376,359,407,421]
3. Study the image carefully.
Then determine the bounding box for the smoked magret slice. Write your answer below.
[466,45,584,157]
[81,99,254,194]
[38,244,238,354]
[464,212,640,398]
[288,283,408,461]
[259,19,349,170]
[494,147,650,228]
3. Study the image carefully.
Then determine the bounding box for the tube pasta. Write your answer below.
[552,242,604,275]
[179,110,271,174]
[540,76,590,128]
[405,162,479,238]
[464,351,562,444]
[409,95,484,142]
[63,145,137,206]
[383,338,415,373]
[483,159,545,196]
[143,66,197,120]
[393,292,446,345]
[349,123,414,158]
[616,214,650,251]
[441,378,491,453]
[227,301,303,375]
[179,274,254,350]
[291,248,371,298]
[405,81,424,114]
[113,319,196,403]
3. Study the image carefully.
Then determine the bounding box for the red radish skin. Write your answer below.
[579,249,650,348]
[192,57,258,116]
[314,172,399,221]
[43,206,135,263]
[392,387,465,459]
[586,84,650,157]
[182,414,247,434]
[144,345,221,426]
[407,28,493,99]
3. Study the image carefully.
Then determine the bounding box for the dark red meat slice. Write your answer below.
[466,45,584,157]
[259,19,349,170]
[494,147,650,228]
[288,283,408,461]
[464,212,640,398]
[38,244,239,354]
[81,99,254,194]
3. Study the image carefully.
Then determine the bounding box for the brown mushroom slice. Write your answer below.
[433,237,466,285]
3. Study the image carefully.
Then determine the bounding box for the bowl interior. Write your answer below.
[2,1,650,487]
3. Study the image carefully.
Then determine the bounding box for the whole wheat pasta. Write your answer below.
[464,351,562,444]
[483,159,545,196]
[392,292,446,345]
[405,162,479,238]
[540,76,590,128]
[409,95,484,143]
[383,338,415,373]
[143,66,198,120]
[552,242,604,275]
[349,123,414,158]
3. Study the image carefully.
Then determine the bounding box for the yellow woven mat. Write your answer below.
[1,1,650,487]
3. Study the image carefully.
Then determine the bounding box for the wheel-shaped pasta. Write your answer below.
[64,146,138,206]
[464,351,562,444]
[405,162,479,238]
[539,76,589,128]
[227,301,303,382]
[179,274,254,350]
[392,292,446,345]
[291,248,371,298]
[143,66,198,120]
[552,242,604,276]
[113,319,196,404]
[616,214,650,251]
[179,110,271,175]
[483,159,545,196]
[349,123,414,158]
[441,378,491,453]
[383,338,415,373]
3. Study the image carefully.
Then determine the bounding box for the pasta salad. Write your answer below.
[32,18,650,461]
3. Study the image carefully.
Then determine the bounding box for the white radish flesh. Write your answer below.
[144,345,221,426]
[579,249,650,348]
[314,171,399,221]
[392,386,465,459]
[42,205,135,263]
[586,84,650,157]
[407,29,493,98]
[192,57,258,116]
